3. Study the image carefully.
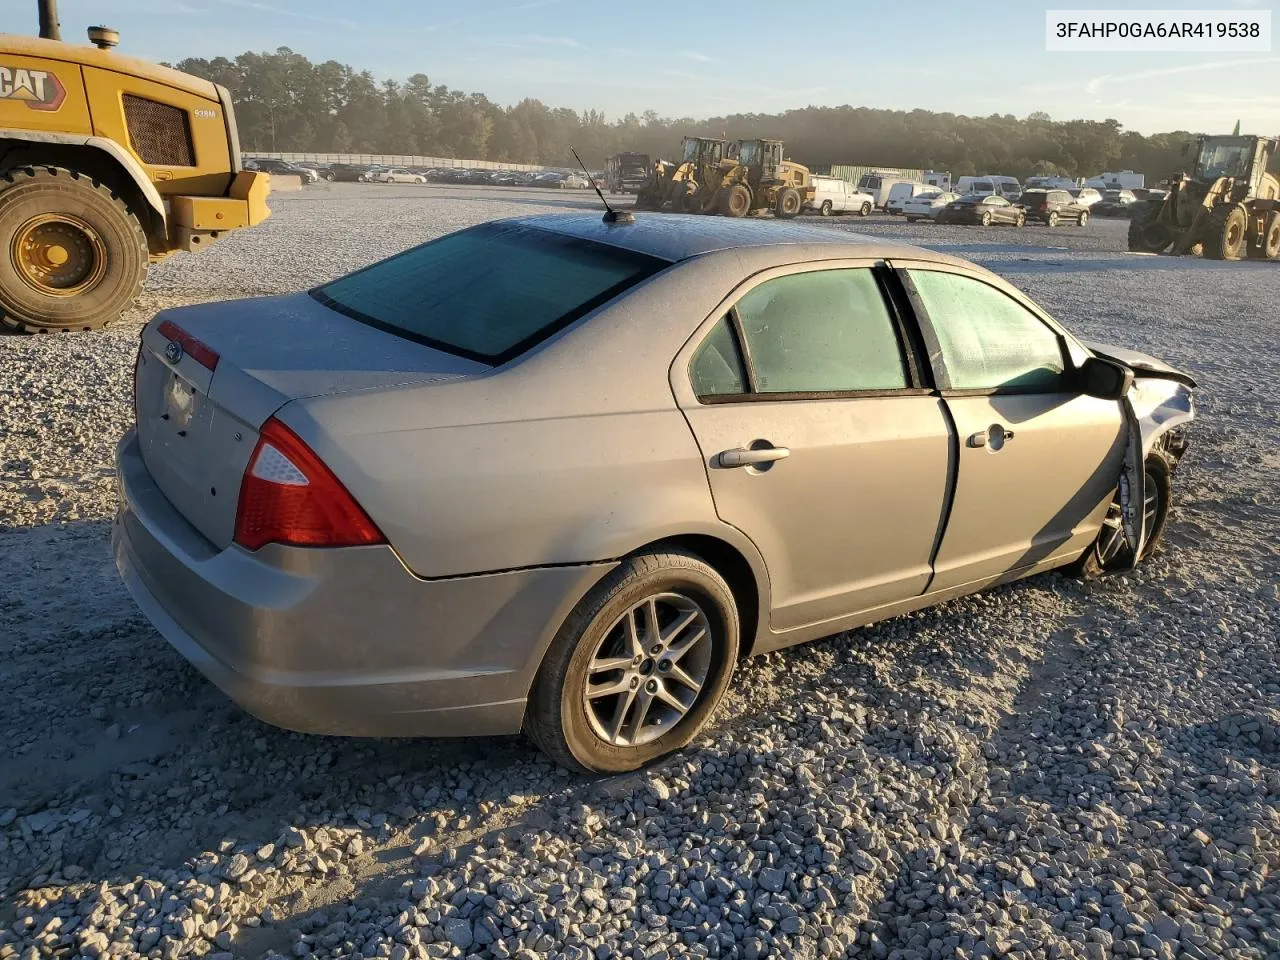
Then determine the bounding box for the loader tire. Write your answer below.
[721,184,751,218]
[774,188,801,219]
[1249,211,1280,260]
[0,166,148,334]
[1127,201,1172,253]
[1203,204,1247,261]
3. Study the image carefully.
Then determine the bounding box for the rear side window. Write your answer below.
[907,270,1065,391]
[731,269,908,394]
[690,318,748,397]
[312,223,666,364]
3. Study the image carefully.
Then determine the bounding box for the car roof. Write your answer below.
[505,212,935,264]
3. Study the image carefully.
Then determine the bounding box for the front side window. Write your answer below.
[730,269,908,394]
[908,270,1066,392]
[314,223,666,363]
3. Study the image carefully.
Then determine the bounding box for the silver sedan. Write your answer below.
[114,214,1195,772]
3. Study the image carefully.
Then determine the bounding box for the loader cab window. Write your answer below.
[1196,143,1251,180]
[682,139,699,162]
[738,141,759,165]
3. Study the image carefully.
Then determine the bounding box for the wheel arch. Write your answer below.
[0,131,167,251]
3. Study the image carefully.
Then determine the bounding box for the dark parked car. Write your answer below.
[937,194,1026,227]
[1020,189,1091,226]
[329,163,375,183]
[1092,190,1140,218]
[244,158,317,184]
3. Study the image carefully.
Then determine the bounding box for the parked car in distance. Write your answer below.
[1092,189,1140,217]
[373,167,427,184]
[955,176,1021,201]
[1020,189,1091,226]
[244,158,318,184]
[115,213,1195,773]
[532,172,567,188]
[885,182,939,215]
[902,191,959,221]
[937,194,1026,226]
[328,163,372,183]
[807,175,874,216]
[1069,187,1103,207]
[562,172,590,189]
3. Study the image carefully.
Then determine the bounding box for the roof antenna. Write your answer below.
[571,146,634,225]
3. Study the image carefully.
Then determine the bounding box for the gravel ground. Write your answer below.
[2,183,1278,960]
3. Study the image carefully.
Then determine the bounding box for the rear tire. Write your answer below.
[1015,212,1026,227]
[1047,211,1059,227]
[525,550,740,773]
[1077,210,1089,227]
[981,211,992,226]
[1203,204,1247,261]
[1249,210,1280,260]
[0,165,148,333]
[819,200,833,217]
[721,184,751,218]
[860,202,872,217]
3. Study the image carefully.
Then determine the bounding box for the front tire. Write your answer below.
[1077,210,1089,227]
[0,166,148,333]
[1015,212,1026,227]
[721,184,751,218]
[860,202,872,217]
[1069,452,1174,579]
[1047,211,1059,227]
[774,188,801,219]
[525,550,740,773]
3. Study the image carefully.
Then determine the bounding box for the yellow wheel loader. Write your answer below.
[713,139,812,219]
[0,1,270,332]
[1128,134,1279,261]
[634,137,725,211]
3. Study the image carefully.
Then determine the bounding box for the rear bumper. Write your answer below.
[112,430,613,737]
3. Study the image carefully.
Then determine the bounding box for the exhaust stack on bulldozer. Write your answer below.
[1128,133,1280,261]
[0,0,271,332]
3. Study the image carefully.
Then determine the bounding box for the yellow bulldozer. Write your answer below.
[636,136,812,219]
[1128,133,1279,261]
[0,1,271,332]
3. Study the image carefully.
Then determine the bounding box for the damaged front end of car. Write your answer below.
[1086,340,1197,567]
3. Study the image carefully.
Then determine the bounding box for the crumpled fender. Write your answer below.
[1086,340,1196,459]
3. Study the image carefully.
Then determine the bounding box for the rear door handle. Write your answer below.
[718,446,791,468]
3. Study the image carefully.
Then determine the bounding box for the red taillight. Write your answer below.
[233,418,385,551]
[158,319,220,372]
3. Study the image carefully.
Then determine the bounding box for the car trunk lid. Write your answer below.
[133,293,485,549]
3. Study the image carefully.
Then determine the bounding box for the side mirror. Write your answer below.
[1077,356,1134,400]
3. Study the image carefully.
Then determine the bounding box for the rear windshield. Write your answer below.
[311,223,666,364]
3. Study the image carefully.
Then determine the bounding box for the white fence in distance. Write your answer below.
[248,152,563,173]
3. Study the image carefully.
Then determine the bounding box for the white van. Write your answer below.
[856,171,917,209]
[885,181,937,215]
[807,175,874,216]
[988,175,1023,200]
[956,175,1021,200]
[955,176,996,197]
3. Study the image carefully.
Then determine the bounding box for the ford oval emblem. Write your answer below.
[164,340,183,363]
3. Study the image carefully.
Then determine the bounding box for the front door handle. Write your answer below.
[968,424,1015,450]
[718,445,791,468]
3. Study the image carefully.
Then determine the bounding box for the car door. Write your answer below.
[894,264,1125,592]
[672,263,952,630]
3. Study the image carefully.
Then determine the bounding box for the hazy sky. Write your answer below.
[40,0,1280,134]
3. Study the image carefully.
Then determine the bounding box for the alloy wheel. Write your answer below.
[582,592,713,747]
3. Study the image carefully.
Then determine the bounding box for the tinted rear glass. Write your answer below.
[312,223,666,364]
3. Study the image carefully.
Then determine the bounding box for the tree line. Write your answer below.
[174,47,1221,181]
